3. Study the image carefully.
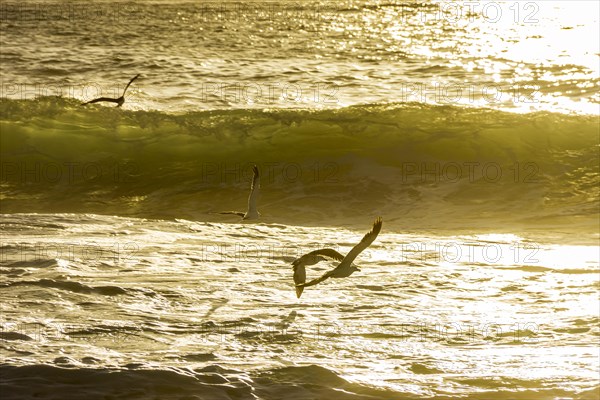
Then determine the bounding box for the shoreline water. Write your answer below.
[1,212,599,399]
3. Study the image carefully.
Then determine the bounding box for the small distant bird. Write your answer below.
[293,217,383,298]
[215,165,260,220]
[82,74,140,107]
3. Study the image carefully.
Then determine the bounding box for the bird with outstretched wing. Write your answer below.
[82,74,139,107]
[214,165,260,220]
[293,217,382,298]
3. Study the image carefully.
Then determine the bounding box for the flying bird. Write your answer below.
[82,74,140,107]
[293,217,382,297]
[215,165,260,220]
[292,248,345,298]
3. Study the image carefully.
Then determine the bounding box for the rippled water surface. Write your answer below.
[1,214,599,399]
[1,1,599,399]
[0,0,598,113]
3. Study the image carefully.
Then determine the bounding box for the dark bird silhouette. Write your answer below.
[82,74,139,107]
[294,217,383,297]
[292,248,345,298]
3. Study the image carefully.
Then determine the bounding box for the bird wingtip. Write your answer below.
[374,216,383,228]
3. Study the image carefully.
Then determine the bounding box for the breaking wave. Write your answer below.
[1,97,598,236]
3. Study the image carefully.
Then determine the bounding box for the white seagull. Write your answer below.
[293,217,383,298]
[216,165,260,220]
[82,74,139,107]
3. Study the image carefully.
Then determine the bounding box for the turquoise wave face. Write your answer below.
[1,97,598,236]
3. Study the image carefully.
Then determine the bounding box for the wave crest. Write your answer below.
[1,97,598,235]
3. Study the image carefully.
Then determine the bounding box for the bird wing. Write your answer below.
[292,248,345,268]
[296,269,335,288]
[246,165,260,215]
[122,74,140,97]
[215,211,245,217]
[293,263,306,298]
[83,97,120,105]
[292,249,343,297]
[295,219,382,290]
[340,217,382,266]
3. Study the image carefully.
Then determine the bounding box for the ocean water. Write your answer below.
[1,1,599,399]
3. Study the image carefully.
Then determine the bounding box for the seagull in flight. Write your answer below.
[293,217,382,298]
[82,74,139,107]
[215,165,260,220]
[292,248,344,298]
